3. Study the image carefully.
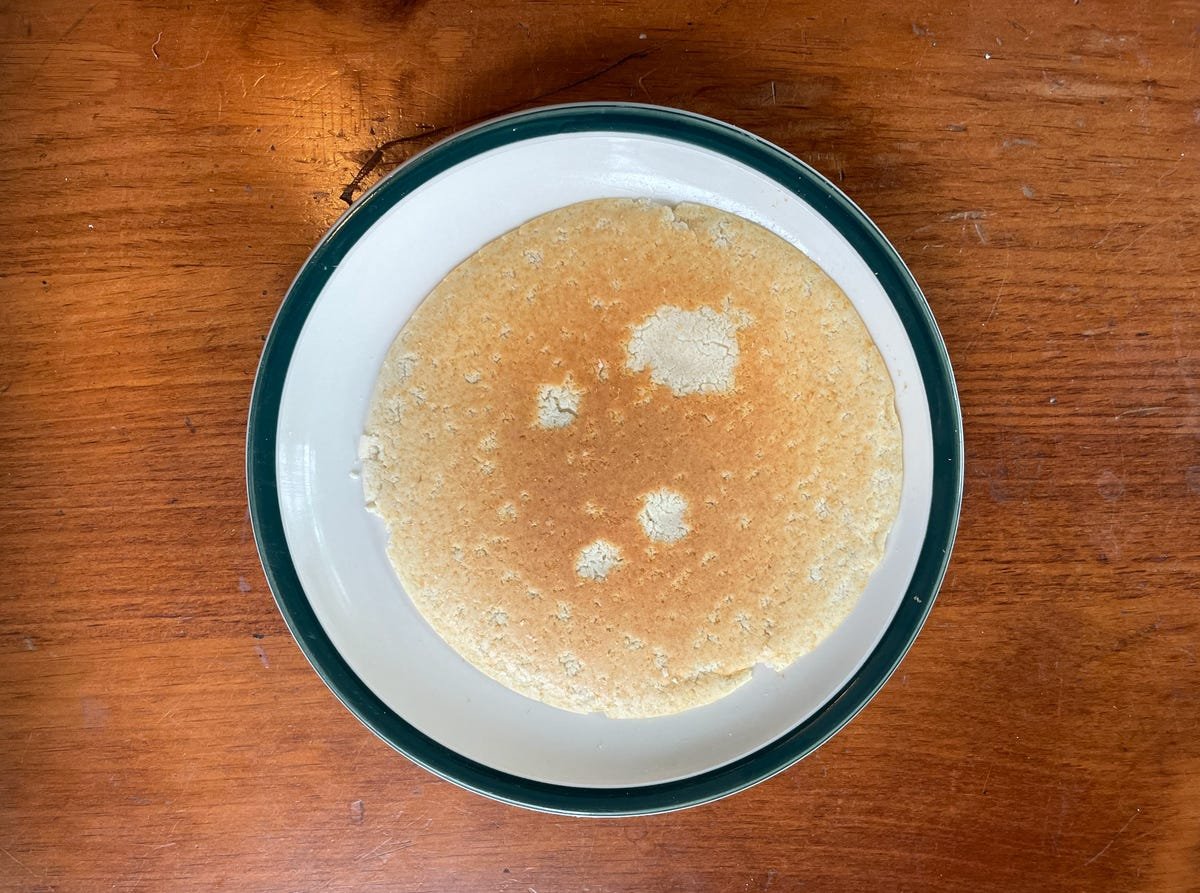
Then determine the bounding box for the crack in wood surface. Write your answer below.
[339,50,653,203]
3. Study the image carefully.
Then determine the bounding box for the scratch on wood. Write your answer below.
[964,257,1009,351]
[34,2,98,77]
[59,4,98,43]
[636,66,660,99]
[0,846,32,876]
[1114,215,1178,257]
[355,836,413,861]
[411,83,449,105]
[1114,406,1164,419]
[179,50,210,71]
[149,32,212,71]
[1084,809,1139,866]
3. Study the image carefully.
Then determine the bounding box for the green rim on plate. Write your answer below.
[246,102,963,816]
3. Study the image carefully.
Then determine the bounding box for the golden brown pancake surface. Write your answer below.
[361,198,901,718]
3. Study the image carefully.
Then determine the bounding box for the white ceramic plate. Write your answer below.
[248,103,962,815]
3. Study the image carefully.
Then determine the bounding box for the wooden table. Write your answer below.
[2,1,1197,889]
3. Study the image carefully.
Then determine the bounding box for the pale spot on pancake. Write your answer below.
[536,377,582,429]
[463,370,482,384]
[710,218,734,248]
[358,434,382,462]
[652,649,669,675]
[638,488,690,543]
[560,652,582,676]
[576,539,622,581]
[497,502,517,521]
[626,305,744,396]
[393,354,418,381]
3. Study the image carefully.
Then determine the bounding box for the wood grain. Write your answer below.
[1,0,1197,890]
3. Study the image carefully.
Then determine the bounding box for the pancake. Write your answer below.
[360,198,902,718]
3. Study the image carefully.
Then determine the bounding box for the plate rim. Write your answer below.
[246,101,964,816]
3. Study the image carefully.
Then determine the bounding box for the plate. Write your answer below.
[247,102,963,815]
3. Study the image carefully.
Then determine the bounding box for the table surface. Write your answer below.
[2,0,1198,889]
